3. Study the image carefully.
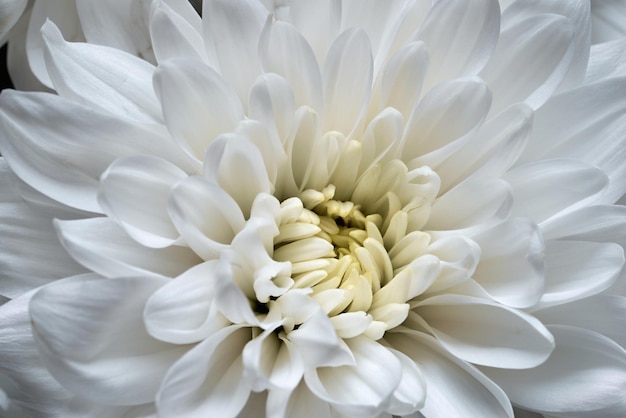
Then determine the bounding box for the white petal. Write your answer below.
[0,0,27,42]
[591,0,626,43]
[484,325,626,415]
[203,134,272,218]
[153,57,244,159]
[472,218,545,308]
[427,177,512,231]
[168,176,245,260]
[481,13,574,111]
[322,28,373,135]
[401,78,491,163]
[41,20,160,123]
[502,0,591,91]
[386,330,513,418]
[385,348,427,415]
[417,0,500,88]
[424,236,481,292]
[267,380,332,418]
[0,291,73,417]
[504,159,608,224]
[519,77,626,205]
[436,103,533,193]
[26,0,85,88]
[248,73,297,146]
[55,217,200,281]
[537,240,624,308]
[0,91,191,212]
[149,0,207,63]
[98,155,188,248]
[259,19,323,111]
[157,325,251,418]
[202,0,266,103]
[0,161,86,298]
[30,275,187,406]
[535,295,626,349]
[305,337,401,417]
[415,294,555,368]
[75,0,154,62]
[585,38,626,84]
[144,260,228,344]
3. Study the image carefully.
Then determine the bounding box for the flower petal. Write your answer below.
[168,176,245,260]
[483,325,626,415]
[157,325,251,418]
[55,217,201,280]
[153,57,244,160]
[504,159,608,224]
[149,0,207,63]
[267,380,332,418]
[0,0,27,43]
[322,27,373,135]
[0,161,86,298]
[415,294,555,368]
[144,260,229,345]
[30,275,187,406]
[0,91,190,212]
[585,38,626,84]
[471,218,545,308]
[537,240,624,308]
[417,0,500,88]
[591,0,626,43]
[305,337,401,417]
[386,330,513,418]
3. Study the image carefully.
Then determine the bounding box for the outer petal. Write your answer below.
[157,325,252,418]
[98,155,188,248]
[41,20,161,123]
[0,0,26,43]
[471,218,545,308]
[0,91,190,213]
[483,325,626,415]
[0,291,73,417]
[153,57,244,160]
[386,330,513,418]
[55,217,201,280]
[0,160,86,298]
[415,295,555,368]
[30,275,188,406]
[591,0,626,44]
[584,38,626,84]
[267,380,332,418]
[417,0,500,89]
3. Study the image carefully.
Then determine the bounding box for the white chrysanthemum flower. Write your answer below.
[1,0,626,417]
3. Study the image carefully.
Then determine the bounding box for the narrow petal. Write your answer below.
[415,294,555,368]
[157,325,251,418]
[30,275,187,406]
[322,28,373,135]
[0,91,190,212]
[481,13,574,111]
[385,348,427,415]
[0,161,86,298]
[591,0,626,43]
[202,0,267,103]
[585,38,626,84]
[537,240,624,308]
[248,74,297,147]
[55,217,201,280]
[535,295,626,349]
[483,325,626,415]
[75,0,154,62]
[168,176,245,260]
[305,337,401,417]
[386,331,513,418]
[144,261,229,345]
[0,0,27,42]
[504,159,608,224]
[153,57,244,160]
[417,0,500,88]
[259,19,323,111]
[0,291,73,417]
[472,218,545,308]
[267,380,332,418]
[149,0,207,63]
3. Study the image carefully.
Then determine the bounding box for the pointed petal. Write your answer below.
[30,275,187,406]
[157,325,251,418]
[55,217,200,280]
[415,295,555,368]
[484,325,626,415]
[386,330,513,418]
[472,218,545,308]
[153,57,244,160]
